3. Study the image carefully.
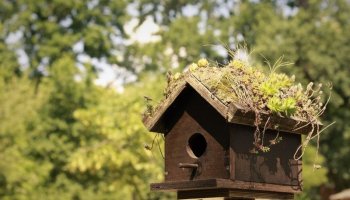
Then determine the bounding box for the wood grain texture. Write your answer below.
[165,89,230,181]
[230,124,302,188]
[227,105,322,135]
[151,178,300,194]
[229,143,236,180]
[178,189,294,199]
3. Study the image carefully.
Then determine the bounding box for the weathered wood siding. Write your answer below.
[165,88,230,181]
[230,124,302,188]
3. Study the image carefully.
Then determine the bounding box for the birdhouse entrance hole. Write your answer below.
[187,133,207,158]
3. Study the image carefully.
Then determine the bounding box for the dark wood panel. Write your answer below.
[165,111,229,181]
[227,103,322,135]
[178,189,294,199]
[142,80,187,133]
[151,179,219,191]
[186,88,230,148]
[151,178,301,193]
[186,74,228,118]
[230,145,236,180]
[165,88,230,181]
[178,188,229,199]
[230,124,302,187]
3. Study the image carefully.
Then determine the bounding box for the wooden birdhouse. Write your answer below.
[143,74,317,199]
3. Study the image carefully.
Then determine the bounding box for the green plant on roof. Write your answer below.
[260,73,294,97]
[267,96,296,116]
[145,48,332,163]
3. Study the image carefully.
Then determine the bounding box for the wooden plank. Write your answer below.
[227,189,294,199]
[229,133,236,180]
[151,179,219,191]
[296,154,303,189]
[186,75,228,119]
[151,179,301,194]
[177,188,294,199]
[230,124,302,187]
[178,188,229,199]
[142,80,187,132]
[227,104,322,135]
[221,180,301,193]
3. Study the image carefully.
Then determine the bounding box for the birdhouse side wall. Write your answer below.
[229,123,302,188]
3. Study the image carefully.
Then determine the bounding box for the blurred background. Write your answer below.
[0,0,349,199]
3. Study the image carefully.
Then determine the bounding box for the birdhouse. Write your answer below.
[143,74,317,199]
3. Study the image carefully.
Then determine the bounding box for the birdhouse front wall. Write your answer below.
[164,89,230,182]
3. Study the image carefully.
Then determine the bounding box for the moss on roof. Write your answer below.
[166,57,328,123]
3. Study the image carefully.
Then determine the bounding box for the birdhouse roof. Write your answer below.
[142,73,320,134]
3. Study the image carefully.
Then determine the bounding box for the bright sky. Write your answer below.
[94,16,160,91]
[124,17,161,44]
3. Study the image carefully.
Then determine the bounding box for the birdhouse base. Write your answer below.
[151,179,296,200]
[178,189,293,199]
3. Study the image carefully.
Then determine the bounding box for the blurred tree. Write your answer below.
[296,144,328,200]
[0,0,130,79]
[0,34,20,82]
[65,74,170,199]
[0,0,349,199]
[0,0,173,199]
[0,55,171,199]
[0,71,50,198]
[133,0,350,196]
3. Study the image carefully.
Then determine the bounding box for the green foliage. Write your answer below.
[0,60,171,199]
[0,75,50,199]
[267,97,296,116]
[0,0,129,75]
[1,0,350,199]
[303,145,328,190]
[260,73,294,97]
[260,82,279,97]
[296,144,328,200]
[64,74,168,199]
